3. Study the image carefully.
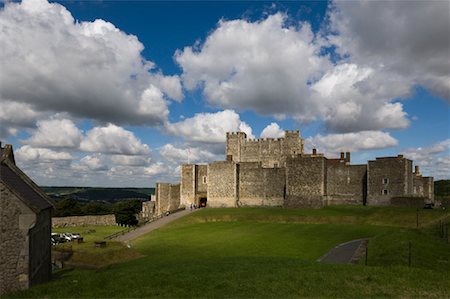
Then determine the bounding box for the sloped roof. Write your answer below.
[0,145,53,212]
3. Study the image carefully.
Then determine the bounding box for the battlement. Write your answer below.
[226,131,247,137]
[225,129,304,165]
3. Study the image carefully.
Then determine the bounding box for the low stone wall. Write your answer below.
[390,197,426,208]
[52,214,116,228]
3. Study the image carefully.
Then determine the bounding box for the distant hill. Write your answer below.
[42,186,155,202]
[434,180,450,197]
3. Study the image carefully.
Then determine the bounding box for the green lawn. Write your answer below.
[52,226,141,268]
[7,206,450,298]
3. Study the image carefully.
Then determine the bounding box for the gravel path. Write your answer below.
[318,239,368,264]
[116,209,197,242]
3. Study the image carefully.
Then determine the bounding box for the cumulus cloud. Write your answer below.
[305,131,398,155]
[15,145,74,162]
[159,144,220,164]
[165,110,254,144]
[80,124,150,155]
[0,101,46,138]
[310,63,410,132]
[24,118,83,148]
[176,13,329,118]
[176,8,447,133]
[78,155,109,171]
[403,139,450,179]
[326,0,450,100]
[0,0,181,128]
[260,122,284,138]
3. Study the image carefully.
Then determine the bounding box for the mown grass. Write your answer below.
[52,226,141,268]
[7,206,450,298]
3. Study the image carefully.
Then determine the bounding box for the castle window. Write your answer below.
[202,176,207,184]
[382,189,389,195]
[274,163,279,168]
[382,178,389,184]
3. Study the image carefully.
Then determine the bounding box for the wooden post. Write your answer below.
[408,241,412,267]
[365,247,368,266]
[416,208,419,228]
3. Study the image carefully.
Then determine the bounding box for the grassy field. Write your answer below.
[7,206,450,298]
[52,226,142,268]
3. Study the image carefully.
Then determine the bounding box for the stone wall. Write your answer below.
[207,161,237,207]
[238,162,285,206]
[52,214,116,228]
[139,201,155,220]
[285,155,326,208]
[226,130,303,167]
[326,163,367,205]
[1,181,33,293]
[180,165,195,208]
[195,165,208,194]
[169,184,180,211]
[155,183,180,216]
[29,209,52,286]
[367,156,413,205]
[413,175,434,202]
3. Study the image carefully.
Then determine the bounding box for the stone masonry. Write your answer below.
[0,144,53,295]
[153,130,434,214]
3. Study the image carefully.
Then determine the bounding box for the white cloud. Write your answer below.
[175,13,418,133]
[327,0,450,100]
[80,124,150,155]
[165,110,254,144]
[260,122,284,138]
[79,154,108,171]
[176,13,330,118]
[0,0,181,127]
[15,145,74,162]
[159,144,220,164]
[25,118,83,148]
[0,101,46,138]
[311,64,410,132]
[110,155,152,166]
[305,131,398,155]
[403,139,450,179]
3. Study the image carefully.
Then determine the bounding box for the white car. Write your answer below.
[61,233,81,241]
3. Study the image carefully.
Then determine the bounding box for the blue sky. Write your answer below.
[0,0,448,187]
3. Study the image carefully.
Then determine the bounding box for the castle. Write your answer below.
[152,130,434,216]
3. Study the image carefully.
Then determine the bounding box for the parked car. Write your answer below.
[51,233,65,244]
[62,233,82,241]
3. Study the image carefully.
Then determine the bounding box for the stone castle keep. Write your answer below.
[154,130,434,215]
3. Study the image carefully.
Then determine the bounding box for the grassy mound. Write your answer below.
[7,206,450,298]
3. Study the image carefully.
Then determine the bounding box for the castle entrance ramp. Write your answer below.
[116,209,197,243]
[318,239,368,264]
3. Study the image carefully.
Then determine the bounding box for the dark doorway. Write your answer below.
[199,197,207,208]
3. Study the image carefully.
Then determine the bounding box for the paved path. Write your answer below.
[116,209,196,242]
[318,239,367,264]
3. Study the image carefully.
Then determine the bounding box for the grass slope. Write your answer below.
[7,206,450,298]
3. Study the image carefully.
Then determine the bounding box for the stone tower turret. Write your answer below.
[226,131,247,162]
[283,130,303,156]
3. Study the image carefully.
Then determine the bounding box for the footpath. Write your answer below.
[318,239,368,264]
[116,209,196,243]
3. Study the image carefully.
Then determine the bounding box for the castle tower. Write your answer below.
[226,131,247,163]
[283,130,303,156]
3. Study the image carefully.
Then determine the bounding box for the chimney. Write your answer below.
[415,165,420,174]
[312,148,317,155]
[340,152,345,160]
[345,152,351,162]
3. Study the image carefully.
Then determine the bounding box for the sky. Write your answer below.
[0,0,449,187]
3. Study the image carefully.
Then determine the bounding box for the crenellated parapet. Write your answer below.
[225,129,304,167]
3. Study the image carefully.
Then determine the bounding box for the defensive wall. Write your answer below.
[226,130,304,167]
[155,183,180,215]
[152,130,435,214]
[52,214,116,228]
